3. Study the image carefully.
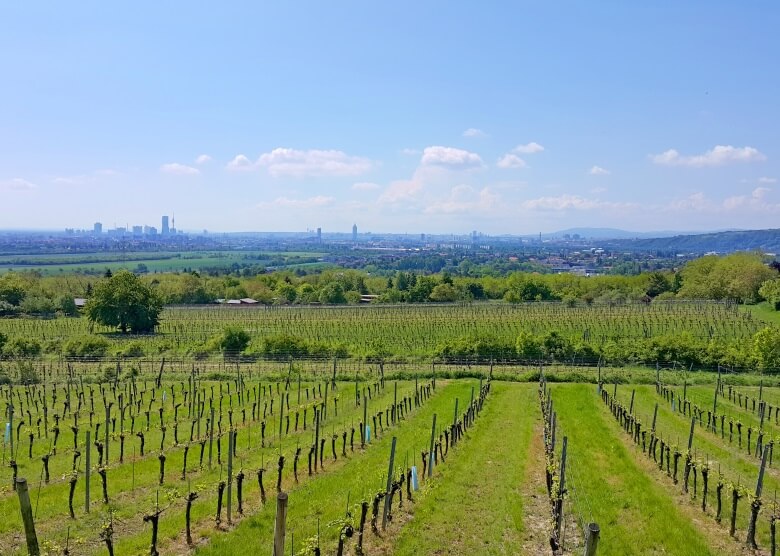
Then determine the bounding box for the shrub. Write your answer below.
[63,336,110,358]
[3,337,42,357]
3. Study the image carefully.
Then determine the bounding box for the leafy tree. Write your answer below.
[318,282,347,304]
[0,272,27,306]
[516,331,543,360]
[645,272,671,298]
[218,326,251,356]
[430,283,460,302]
[85,270,162,333]
[759,278,780,310]
[753,327,780,369]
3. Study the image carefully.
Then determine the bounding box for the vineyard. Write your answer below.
[1,302,780,555]
[0,301,765,365]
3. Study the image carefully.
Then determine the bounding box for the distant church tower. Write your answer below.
[352,223,357,242]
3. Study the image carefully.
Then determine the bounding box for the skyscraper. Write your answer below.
[352,223,357,242]
[93,222,102,234]
[162,215,170,235]
[317,227,322,242]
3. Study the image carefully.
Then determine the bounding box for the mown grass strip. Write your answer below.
[388,382,537,555]
[552,384,719,556]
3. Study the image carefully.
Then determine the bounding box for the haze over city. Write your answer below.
[1,2,778,234]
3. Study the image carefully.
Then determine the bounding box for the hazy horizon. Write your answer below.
[1,3,778,234]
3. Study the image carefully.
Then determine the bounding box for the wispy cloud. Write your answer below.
[0,178,37,191]
[258,195,335,209]
[352,182,381,191]
[589,165,610,175]
[758,176,777,184]
[226,154,255,171]
[651,145,765,167]
[161,163,200,175]
[425,185,499,214]
[512,142,545,154]
[195,154,212,165]
[259,148,372,177]
[400,148,420,156]
[462,128,487,138]
[420,146,483,168]
[497,154,527,169]
[667,188,780,213]
[521,194,634,211]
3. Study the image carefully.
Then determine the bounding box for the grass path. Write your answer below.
[551,384,722,556]
[386,383,538,556]
[193,380,479,556]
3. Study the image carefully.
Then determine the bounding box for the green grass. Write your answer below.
[744,302,780,327]
[194,380,477,556]
[617,383,780,549]
[390,383,537,555]
[550,383,721,556]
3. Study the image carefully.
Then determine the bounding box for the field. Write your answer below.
[0,250,326,275]
[0,300,765,361]
[1,302,780,555]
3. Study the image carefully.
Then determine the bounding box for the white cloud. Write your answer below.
[226,154,255,171]
[589,165,610,175]
[259,195,335,209]
[195,154,212,165]
[256,148,372,178]
[497,154,527,169]
[0,178,37,191]
[462,128,487,138]
[667,189,779,213]
[378,178,423,204]
[420,146,483,168]
[758,176,777,184]
[513,142,545,154]
[352,182,381,191]
[161,163,200,176]
[650,145,766,167]
[521,194,634,211]
[590,186,608,194]
[425,185,499,214]
[400,148,420,156]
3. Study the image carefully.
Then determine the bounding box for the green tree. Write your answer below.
[429,283,460,302]
[759,278,780,310]
[85,270,162,333]
[753,327,780,369]
[645,272,671,298]
[0,272,27,306]
[218,326,251,357]
[318,282,347,304]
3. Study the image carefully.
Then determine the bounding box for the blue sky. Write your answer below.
[1,2,779,234]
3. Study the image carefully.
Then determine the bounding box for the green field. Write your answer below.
[0,250,326,275]
[1,301,780,555]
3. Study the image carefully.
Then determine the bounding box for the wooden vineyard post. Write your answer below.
[747,444,770,549]
[470,386,475,407]
[652,403,658,433]
[227,430,233,524]
[584,522,600,556]
[105,404,110,465]
[688,415,696,452]
[555,437,568,543]
[314,410,320,472]
[9,403,13,456]
[362,396,367,448]
[629,389,635,414]
[85,430,91,513]
[428,413,437,478]
[714,365,721,415]
[381,437,397,530]
[209,407,214,469]
[272,492,288,556]
[393,382,398,426]
[16,478,40,556]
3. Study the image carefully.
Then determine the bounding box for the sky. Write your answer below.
[1,2,779,235]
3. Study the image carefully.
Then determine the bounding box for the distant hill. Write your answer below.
[546,228,686,240]
[607,228,780,254]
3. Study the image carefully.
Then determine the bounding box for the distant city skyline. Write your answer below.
[1,3,779,233]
